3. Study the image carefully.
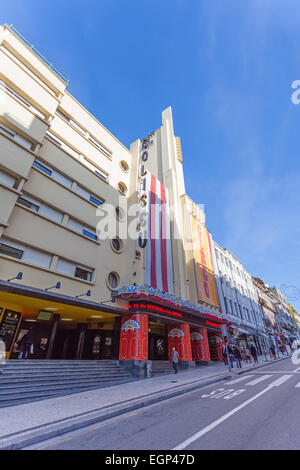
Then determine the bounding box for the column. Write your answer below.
[119,314,148,360]
[76,323,87,360]
[191,327,211,361]
[45,314,60,359]
[168,323,192,361]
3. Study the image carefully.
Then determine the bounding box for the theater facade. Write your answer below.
[0,24,229,372]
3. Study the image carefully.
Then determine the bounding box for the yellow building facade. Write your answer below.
[0,25,226,368]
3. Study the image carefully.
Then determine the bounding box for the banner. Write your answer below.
[191,216,219,309]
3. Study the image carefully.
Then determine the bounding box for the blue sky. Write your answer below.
[1,0,300,310]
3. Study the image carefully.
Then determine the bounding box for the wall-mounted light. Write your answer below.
[7,272,23,282]
[45,282,61,291]
[76,290,91,298]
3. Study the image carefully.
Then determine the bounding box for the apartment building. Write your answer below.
[0,25,227,370]
[270,286,299,342]
[212,242,267,353]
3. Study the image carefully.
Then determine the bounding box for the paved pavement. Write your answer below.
[0,354,292,449]
[27,358,300,450]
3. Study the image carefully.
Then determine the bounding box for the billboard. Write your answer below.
[191,216,220,309]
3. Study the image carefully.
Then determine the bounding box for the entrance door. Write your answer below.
[207,331,221,361]
[149,334,168,360]
[52,329,79,359]
[82,330,113,360]
[11,320,52,359]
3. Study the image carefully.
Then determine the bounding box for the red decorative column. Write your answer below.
[191,328,211,361]
[168,323,192,361]
[119,314,148,360]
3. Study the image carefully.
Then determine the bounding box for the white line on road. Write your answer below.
[268,375,292,387]
[173,375,293,450]
[225,375,254,385]
[292,366,300,373]
[295,382,300,388]
[245,375,273,386]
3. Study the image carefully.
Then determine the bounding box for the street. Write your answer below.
[27,358,300,450]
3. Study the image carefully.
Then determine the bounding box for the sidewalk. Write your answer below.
[0,354,290,450]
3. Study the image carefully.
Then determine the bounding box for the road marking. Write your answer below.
[268,375,292,387]
[292,366,300,373]
[295,381,300,388]
[173,374,293,450]
[225,375,254,385]
[245,375,273,386]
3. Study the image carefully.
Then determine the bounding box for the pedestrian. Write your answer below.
[269,345,276,360]
[172,347,179,374]
[233,345,242,368]
[245,346,252,364]
[250,344,258,363]
[227,344,235,368]
[222,343,228,366]
[240,347,246,362]
[17,327,35,359]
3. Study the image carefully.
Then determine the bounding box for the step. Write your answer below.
[0,379,134,405]
[0,372,131,387]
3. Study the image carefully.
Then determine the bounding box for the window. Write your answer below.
[83,158,108,181]
[0,123,32,149]
[56,258,93,281]
[0,239,51,268]
[46,132,80,160]
[229,300,234,315]
[0,80,45,119]
[33,159,72,188]
[0,170,16,188]
[17,194,63,223]
[57,109,86,136]
[17,196,40,212]
[0,242,23,259]
[118,182,127,195]
[88,135,111,158]
[75,267,93,281]
[120,160,129,172]
[107,272,120,290]
[82,229,97,241]
[111,237,123,253]
[67,218,97,241]
[75,185,104,207]
[116,207,125,220]
[33,160,52,176]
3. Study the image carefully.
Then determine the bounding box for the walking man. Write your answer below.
[233,345,242,368]
[172,347,179,374]
[250,344,258,363]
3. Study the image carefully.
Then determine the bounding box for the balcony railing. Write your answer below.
[4,24,70,85]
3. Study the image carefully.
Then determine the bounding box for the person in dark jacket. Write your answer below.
[233,345,242,368]
[227,345,235,368]
[250,344,258,363]
[18,327,35,359]
[172,347,179,374]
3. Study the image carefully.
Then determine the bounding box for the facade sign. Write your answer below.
[0,310,22,352]
[191,216,219,309]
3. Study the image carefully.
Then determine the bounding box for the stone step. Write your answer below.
[0,372,131,383]
[0,376,133,392]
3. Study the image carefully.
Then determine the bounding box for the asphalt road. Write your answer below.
[27,358,300,450]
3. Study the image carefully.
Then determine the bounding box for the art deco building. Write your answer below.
[0,24,227,371]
